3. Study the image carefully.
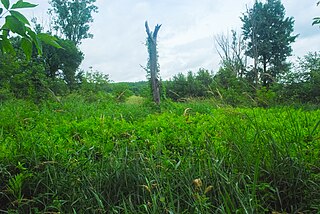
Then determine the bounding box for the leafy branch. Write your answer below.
[0,0,61,60]
[313,1,320,26]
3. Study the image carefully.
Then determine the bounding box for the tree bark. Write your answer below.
[145,21,161,105]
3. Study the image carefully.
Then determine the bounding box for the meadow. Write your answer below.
[0,95,319,213]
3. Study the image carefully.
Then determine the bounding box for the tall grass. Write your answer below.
[0,96,319,213]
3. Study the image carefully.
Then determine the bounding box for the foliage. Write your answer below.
[277,52,320,103]
[0,35,84,101]
[107,82,134,102]
[0,97,319,212]
[41,37,84,90]
[0,39,51,102]
[123,81,149,97]
[48,0,98,45]
[80,70,109,93]
[241,0,297,88]
[166,69,213,101]
[0,0,60,59]
[165,68,257,106]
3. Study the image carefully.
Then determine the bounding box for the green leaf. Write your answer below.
[21,37,33,60]
[0,35,15,55]
[5,15,26,36]
[38,33,62,49]
[2,29,9,38]
[0,41,3,53]
[0,8,3,15]
[26,27,42,54]
[312,17,320,26]
[1,0,10,9]
[11,0,37,9]
[10,10,30,25]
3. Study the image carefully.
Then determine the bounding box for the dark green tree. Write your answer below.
[241,0,297,88]
[196,69,213,88]
[166,73,187,100]
[165,69,214,100]
[48,0,98,45]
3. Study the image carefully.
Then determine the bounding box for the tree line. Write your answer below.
[0,0,319,106]
[163,0,319,106]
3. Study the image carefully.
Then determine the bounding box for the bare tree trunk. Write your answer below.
[145,21,161,105]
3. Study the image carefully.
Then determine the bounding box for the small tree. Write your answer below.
[145,21,161,105]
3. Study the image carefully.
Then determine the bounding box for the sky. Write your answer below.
[25,0,320,82]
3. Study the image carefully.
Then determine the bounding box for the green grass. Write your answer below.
[0,95,319,213]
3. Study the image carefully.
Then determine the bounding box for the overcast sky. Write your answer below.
[27,0,320,82]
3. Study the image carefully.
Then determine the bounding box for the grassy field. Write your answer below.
[0,95,319,213]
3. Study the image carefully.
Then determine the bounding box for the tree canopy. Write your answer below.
[42,37,84,89]
[48,0,98,45]
[241,0,297,88]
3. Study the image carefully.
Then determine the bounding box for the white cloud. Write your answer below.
[24,0,320,82]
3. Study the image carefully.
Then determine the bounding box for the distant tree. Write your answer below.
[48,0,98,45]
[276,52,320,103]
[297,52,320,101]
[186,71,197,96]
[196,69,213,89]
[241,0,297,88]
[165,69,214,100]
[145,21,161,105]
[214,67,238,90]
[215,30,247,79]
[166,73,187,100]
[80,70,110,93]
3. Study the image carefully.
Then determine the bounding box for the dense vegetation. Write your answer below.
[0,96,319,213]
[0,0,319,213]
[164,52,320,106]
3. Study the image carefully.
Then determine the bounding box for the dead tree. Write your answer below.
[145,21,161,105]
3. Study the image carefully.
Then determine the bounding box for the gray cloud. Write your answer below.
[27,0,320,82]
